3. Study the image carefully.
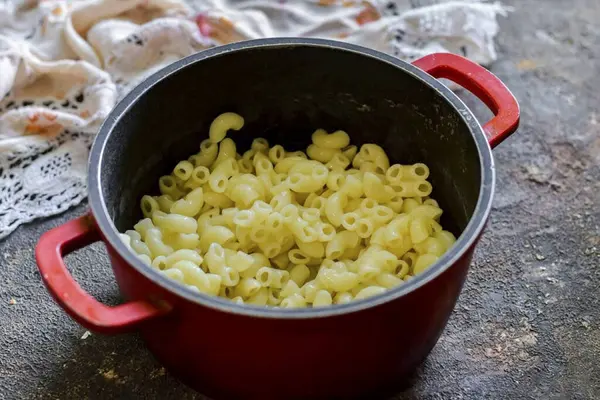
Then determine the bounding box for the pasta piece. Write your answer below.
[403,163,430,181]
[354,286,386,300]
[393,181,433,198]
[173,160,194,181]
[226,250,254,273]
[234,278,262,298]
[312,290,333,307]
[196,140,219,167]
[375,273,403,289]
[363,172,393,203]
[296,240,325,259]
[359,144,390,171]
[204,190,234,209]
[306,144,340,163]
[124,230,152,258]
[316,223,336,242]
[165,249,203,268]
[289,264,311,286]
[356,218,375,239]
[251,138,269,153]
[395,260,410,279]
[271,252,290,269]
[325,153,351,171]
[326,231,360,260]
[152,211,197,234]
[170,187,204,217]
[274,157,306,174]
[413,254,439,275]
[340,174,363,198]
[267,288,282,306]
[334,292,353,304]
[312,129,350,149]
[319,269,359,292]
[258,241,282,259]
[159,176,179,197]
[209,112,244,144]
[145,228,174,257]
[409,204,443,221]
[190,166,211,186]
[280,280,301,297]
[141,196,159,218]
[288,249,311,265]
[212,139,237,169]
[434,230,457,250]
[268,145,286,164]
[325,192,347,227]
[246,287,269,306]
[256,267,290,289]
[413,237,446,257]
[156,195,175,213]
[301,280,321,303]
[409,216,432,244]
[280,293,307,308]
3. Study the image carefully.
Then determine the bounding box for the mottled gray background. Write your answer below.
[1,0,599,398]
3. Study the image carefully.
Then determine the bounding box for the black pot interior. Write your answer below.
[100,44,481,236]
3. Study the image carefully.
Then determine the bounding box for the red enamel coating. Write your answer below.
[412,53,520,148]
[35,214,169,334]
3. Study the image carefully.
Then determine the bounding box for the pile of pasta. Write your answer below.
[119,112,456,308]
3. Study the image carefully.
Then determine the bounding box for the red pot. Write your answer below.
[36,39,519,399]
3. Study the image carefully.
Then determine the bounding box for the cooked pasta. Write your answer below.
[121,112,457,308]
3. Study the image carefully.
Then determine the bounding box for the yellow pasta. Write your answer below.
[325,192,347,227]
[354,286,387,300]
[123,112,457,308]
[165,249,203,268]
[256,267,290,289]
[196,140,219,167]
[199,225,235,252]
[334,292,353,304]
[173,160,194,181]
[289,264,311,286]
[235,278,262,298]
[312,290,333,307]
[307,144,340,163]
[280,293,307,308]
[209,112,244,144]
[268,145,286,164]
[170,187,204,217]
[312,129,350,149]
[124,230,152,258]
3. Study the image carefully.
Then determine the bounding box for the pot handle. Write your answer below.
[412,53,520,148]
[35,214,170,334]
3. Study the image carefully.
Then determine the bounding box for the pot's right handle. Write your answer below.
[412,53,520,148]
[35,214,170,334]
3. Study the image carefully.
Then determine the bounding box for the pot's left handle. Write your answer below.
[35,214,170,334]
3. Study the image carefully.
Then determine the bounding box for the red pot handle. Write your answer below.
[412,53,520,148]
[35,214,170,334]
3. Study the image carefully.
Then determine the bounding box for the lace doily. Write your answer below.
[0,0,509,240]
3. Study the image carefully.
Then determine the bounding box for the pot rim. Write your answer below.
[89,38,494,319]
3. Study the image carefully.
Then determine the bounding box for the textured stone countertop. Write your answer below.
[1,0,599,398]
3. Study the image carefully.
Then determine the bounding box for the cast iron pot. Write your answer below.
[36,38,519,399]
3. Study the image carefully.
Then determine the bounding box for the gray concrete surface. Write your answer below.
[1,0,599,398]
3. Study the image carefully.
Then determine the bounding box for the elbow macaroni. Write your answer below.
[121,112,457,308]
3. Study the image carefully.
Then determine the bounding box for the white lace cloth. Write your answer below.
[0,0,508,240]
